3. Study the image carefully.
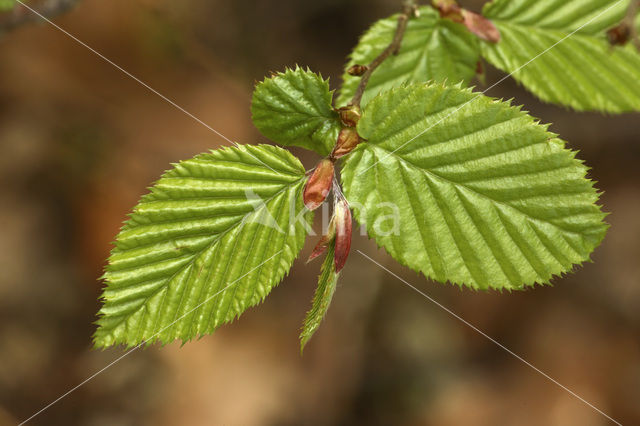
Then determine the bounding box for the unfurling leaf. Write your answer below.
[251,67,341,156]
[300,244,339,352]
[303,159,334,210]
[94,145,312,348]
[337,6,480,107]
[342,83,608,290]
[481,0,640,112]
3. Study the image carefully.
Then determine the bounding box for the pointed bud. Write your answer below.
[337,105,361,127]
[333,195,352,273]
[331,127,361,159]
[307,221,336,263]
[347,64,369,77]
[303,159,334,211]
[462,10,500,43]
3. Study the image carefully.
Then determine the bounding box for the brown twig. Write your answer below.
[625,0,640,51]
[349,0,417,107]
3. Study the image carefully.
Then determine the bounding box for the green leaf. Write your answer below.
[337,6,480,107]
[300,244,339,352]
[341,83,607,290]
[94,144,312,348]
[481,0,640,112]
[251,67,341,156]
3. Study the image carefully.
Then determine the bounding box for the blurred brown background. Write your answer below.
[0,0,639,425]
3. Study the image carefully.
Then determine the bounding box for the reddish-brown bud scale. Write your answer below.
[462,10,500,43]
[307,218,336,262]
[347,64,369,76]
[333,197,352,273]
[303,159,334,211]
[337,105,362,127]
[331,127,361,159]
[433,0,464,22]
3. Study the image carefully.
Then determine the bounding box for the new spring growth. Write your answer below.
[333,190,352,273]
[331,105,362,159]
[303,159,334,210]
[307,184,352,272]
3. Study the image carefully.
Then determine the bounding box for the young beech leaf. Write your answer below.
[341,83,608,290]
[251,67,341,156]
[94,144,312,348]
[337,6,480,107]
[481,0,640,113]
[300,244,339,352]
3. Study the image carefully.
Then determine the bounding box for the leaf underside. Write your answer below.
[337,6,480,107]
[482,0,640,112]
[342,83,608,290]
[300,244,339,352]
[94,144,312,348]
[251,66,341,156]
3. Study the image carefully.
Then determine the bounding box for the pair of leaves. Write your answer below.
[254,70,606,291]
[339,1,640,112]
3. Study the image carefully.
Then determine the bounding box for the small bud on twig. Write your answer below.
[347,64,369,76]
[303,159,334,211]
[331,127,361,159]
[607,24,631,46]
[337,105,362,127]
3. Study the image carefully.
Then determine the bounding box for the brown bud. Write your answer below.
[331,127,361,159]
[307,221,336,263]
[462,10,500,43]
[303,159,334,211]
[607,24,630,46]
[347,64,369,76]
[333,196,352,273]
[337,105,362,127]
